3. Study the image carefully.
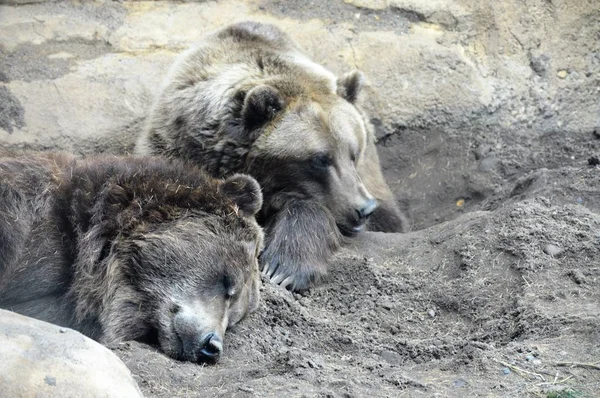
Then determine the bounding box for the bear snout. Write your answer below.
[340,198,378,235]
[177,328,224,363]
[198,332,223,362]
[356,198,378,220]
[173,308,225,363]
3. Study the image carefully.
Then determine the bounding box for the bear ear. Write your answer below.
[337,70,364,104]
[242,85,285,133]
[220,174,263,217]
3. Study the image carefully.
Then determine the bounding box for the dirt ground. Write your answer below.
[1,0,599,397]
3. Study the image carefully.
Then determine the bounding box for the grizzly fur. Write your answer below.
[0,152,263,362]
[136,21,407,291]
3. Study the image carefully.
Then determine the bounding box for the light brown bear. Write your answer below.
[136,21,407,291]
[0,152,263,363]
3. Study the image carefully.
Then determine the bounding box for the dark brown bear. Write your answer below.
[136,21,408,291]
[0,152,263,363]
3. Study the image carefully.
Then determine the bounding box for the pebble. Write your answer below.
[502,367,511,375]
[427,309,436,318]
[479,156,498,172]
[380,350,403,365]
[543,244,563,257]
[557,70,568,79]
[453,378,467,387]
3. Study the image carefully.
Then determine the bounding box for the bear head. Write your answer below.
[71,164,264,363]
[241,70,377,236]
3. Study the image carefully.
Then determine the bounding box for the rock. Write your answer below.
[380,349,403,365]
[479,156,498,172]
[543,244,563,258]
[557,70,568,79]
[0,310,142,398]
[529,53,550,76]
[453,378,467,387]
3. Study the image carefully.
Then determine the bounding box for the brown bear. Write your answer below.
[0,152,263,363]
[136,21,407,292]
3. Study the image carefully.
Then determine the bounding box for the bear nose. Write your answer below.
[357,198,378,219]
[198,332,223,362]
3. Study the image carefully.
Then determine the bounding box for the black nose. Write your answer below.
[198,333,223,361]
[357,198,377,219]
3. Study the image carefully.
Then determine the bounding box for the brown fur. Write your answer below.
[136,22,407,291]
[0,152,263,363]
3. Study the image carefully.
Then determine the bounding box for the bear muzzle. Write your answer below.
[356,198,377,221]
[172,305,226,363]
[340,198,378,235]
[177,328,224,363]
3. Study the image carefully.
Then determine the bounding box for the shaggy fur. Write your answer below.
[136,21,407,291]
[0,152,263,363]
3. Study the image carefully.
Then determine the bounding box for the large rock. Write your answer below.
[0,309,143,398]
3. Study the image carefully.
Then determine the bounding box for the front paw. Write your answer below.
[260,250,326,292]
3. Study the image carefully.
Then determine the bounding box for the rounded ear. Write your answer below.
[337,70,365,104]
[242,85,285,133]
[220,174,263,217]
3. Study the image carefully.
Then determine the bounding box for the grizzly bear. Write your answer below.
[136,21,407,291]
[0,152,263,363]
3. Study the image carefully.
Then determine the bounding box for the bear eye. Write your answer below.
[222,274,237,300]
[310,153,332,170]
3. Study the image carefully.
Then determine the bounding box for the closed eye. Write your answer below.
[310,153,332,170]
[222,273,238,300]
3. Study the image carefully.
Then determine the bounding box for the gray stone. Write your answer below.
[543,243,563,257]
[0,309,143,398]
[380,349,403,365]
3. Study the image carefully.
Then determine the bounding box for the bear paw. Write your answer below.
[260,252,327,292]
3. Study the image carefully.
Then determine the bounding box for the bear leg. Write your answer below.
[260,200,341,291]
